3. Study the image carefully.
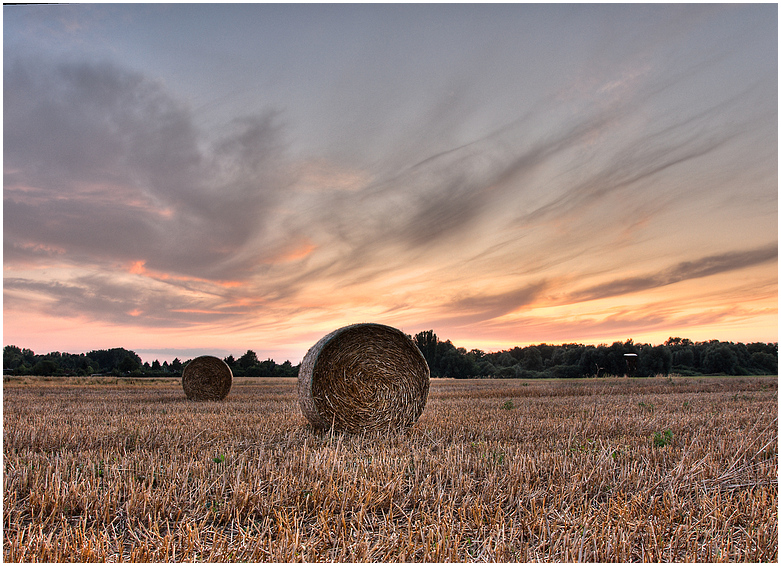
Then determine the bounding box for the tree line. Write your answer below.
[4,332,777,379]
[2,346,299,378]
[412,331,777,378]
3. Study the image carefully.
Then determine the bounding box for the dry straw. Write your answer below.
[181,355,232,401]
[298,323,430,433]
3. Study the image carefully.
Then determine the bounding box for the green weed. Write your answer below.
[652,429,673,448]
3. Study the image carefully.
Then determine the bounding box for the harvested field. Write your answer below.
[3,375,778,562]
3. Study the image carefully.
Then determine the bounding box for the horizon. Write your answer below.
[5,331,778,367]
[4,4,777,364]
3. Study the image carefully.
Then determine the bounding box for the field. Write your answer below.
[3,375,778,562]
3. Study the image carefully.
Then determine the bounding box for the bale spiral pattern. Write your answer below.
[298,323,430,433]
[182,355,232,401]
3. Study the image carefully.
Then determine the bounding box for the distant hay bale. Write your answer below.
[298,323,430,433]
[182,356,232,401]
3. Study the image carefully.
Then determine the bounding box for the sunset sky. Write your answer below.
[3,3,778,364]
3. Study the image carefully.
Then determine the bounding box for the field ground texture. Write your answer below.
[3,375,778,562]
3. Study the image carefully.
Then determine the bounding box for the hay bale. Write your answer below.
[182,355,232,401]
[298,323,430,433]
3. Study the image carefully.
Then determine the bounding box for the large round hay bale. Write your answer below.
[298,323,430,433]
[182,355,232,401]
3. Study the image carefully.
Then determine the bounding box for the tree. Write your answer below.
[32,359,58,376]
[3,334,775,381]
[522,346,543,371]
[439,347,475,378]
[603,342,630,376]
[672,347,695,368]
[238,350,259,370]
[476,359,496,377]
[750,352,778,374]
[638,345,672,376]
[703,345,738,375]
[258,359,276,376]
[86,348,141,373]
[493,352,515,369]
[414,331,440,376]
[3,345,23,370]
[579,347,603,377]
[4,346,37,373]
[119,355,139,373]
[278,360,297,377]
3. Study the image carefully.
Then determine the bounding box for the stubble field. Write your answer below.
[3,375,778,562]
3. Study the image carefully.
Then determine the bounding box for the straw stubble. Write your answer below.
[3,375,777,562]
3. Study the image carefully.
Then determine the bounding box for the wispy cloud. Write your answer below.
[3,274,244,327]
[423,282,549,328]
[4,51,775,337]
[567,244,778,303]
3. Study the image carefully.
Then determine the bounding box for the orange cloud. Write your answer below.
[263,240,317,264]
[170,308,227,314]
[125,260,243,288]
[128,260,147,275]
[280,242,317,262]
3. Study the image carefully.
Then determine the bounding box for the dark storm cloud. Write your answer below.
[568,244,778,303]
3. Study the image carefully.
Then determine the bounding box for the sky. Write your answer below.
[3,3,778,364]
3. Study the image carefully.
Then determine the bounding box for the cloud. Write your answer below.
[3,274,243,328]
[514,80,766,231]
[4,56,288,282]
[288,43,775,300]
[447,282,548,323]
[257,101,632,296]
[567,244,778,303]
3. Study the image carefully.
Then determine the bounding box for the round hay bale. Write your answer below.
[182,355,232,401]
[298,323,430,433]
